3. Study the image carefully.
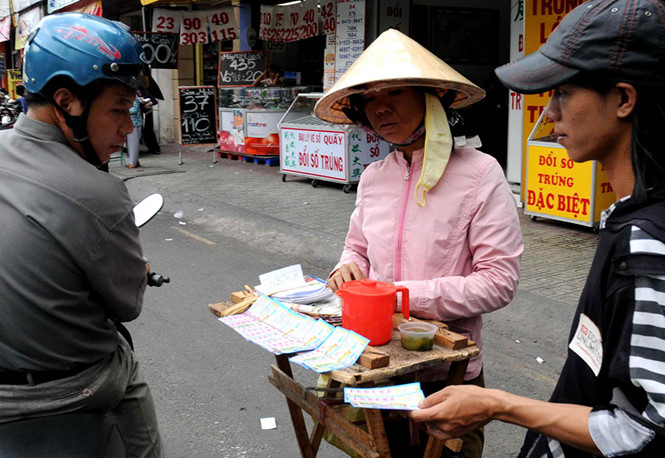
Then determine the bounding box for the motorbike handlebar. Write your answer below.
[147,272,170,287]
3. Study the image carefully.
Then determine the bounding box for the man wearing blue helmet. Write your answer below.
[0,13,163,457]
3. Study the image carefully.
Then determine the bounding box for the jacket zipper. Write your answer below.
[395,164,413,282]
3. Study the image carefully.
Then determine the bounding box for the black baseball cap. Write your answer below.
[495,0,665,94]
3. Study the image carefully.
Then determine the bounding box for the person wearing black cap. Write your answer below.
[410,0,665,456]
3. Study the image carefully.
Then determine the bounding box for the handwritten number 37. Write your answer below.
[183,94,210,113]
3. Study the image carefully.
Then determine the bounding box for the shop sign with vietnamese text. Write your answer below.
[281,128,388,183]
[378,0,409,33]
[281,128,348,181]
[526,144,596,223]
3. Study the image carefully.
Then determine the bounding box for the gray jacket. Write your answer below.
[0,114,147,372]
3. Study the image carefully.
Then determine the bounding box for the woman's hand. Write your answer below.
[328,262,366,291]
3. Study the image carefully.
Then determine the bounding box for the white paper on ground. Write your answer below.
[260,417,277,430]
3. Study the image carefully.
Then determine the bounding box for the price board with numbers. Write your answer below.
[178,86,218,145]
[133,32,178,69]
[218,50,266,87]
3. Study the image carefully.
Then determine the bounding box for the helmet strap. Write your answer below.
[51,98,107,171]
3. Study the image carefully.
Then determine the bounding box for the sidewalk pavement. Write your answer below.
[111,143,599,308]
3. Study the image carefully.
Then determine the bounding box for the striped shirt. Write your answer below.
[587,201,665,456]
[535,197,665,457]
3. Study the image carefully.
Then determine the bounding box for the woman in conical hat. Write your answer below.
[316,29,524,457]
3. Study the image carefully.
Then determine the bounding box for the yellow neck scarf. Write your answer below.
[414,93,453,207]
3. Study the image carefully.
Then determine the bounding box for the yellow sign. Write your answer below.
[594,163,616,222]
[7,69,22,98]
[522,0,589,189]
[526,144,594,224]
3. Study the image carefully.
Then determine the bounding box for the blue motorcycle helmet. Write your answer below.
[22,13,163,169]
[24,12,162,100]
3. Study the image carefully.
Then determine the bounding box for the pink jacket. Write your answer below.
[335,147,523,380]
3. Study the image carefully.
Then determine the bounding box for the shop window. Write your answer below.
[430,7,499,65]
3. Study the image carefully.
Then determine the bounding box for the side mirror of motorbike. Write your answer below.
[133,193,164,228]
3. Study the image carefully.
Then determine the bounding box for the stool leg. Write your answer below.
[364,409,391,457]
[310,378,339,452]
[424,437,446,457]
[275,355,316,458]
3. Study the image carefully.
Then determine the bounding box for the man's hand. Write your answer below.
[408,385,496,440]
[409,385,600,454]
[328,262,367,291]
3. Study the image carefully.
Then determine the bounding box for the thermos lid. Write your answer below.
[338,279,396,296]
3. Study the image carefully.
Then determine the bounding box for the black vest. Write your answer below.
[520,191,665,457]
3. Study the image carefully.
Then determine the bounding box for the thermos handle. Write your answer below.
[396,285,409,320]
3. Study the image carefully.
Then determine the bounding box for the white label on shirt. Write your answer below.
[569,313,603,376]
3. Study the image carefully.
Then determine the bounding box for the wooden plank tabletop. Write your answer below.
[329,333,479,385]
[209,299,479,386]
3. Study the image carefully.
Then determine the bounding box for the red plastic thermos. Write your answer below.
[336,279,410,346]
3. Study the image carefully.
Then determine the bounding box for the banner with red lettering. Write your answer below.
[259,0,319,42]
[179,11,209,45]
[152,8,181,33]
[320,0,336,35]
[209,9,238,42]
[151,7,239,44]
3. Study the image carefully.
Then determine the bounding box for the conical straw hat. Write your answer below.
[314,29,485,124]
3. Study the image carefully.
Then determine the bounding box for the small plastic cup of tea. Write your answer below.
[398,322,438,351]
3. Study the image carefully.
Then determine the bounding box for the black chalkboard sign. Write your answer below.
[133,32,178,69]
[178,86,217,145]
[218,50,266,87]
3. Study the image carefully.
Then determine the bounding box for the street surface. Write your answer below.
[113,144,599,457]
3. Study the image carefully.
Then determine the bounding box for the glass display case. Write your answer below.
[217,86,314,156]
